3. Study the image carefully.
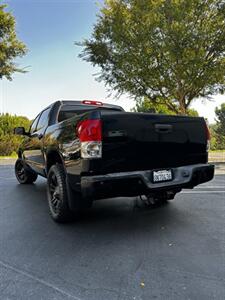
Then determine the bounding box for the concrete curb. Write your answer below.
[0,158,16,165]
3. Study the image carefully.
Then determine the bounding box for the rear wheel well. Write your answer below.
[46,151,64,173]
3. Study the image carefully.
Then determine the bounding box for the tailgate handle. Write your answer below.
[155,124,173,133]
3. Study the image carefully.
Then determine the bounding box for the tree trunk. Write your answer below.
[178,96,187,115]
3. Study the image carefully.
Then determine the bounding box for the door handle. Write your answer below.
[155,124,173,133]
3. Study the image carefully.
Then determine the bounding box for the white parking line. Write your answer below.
[0,260,81,300]
[182,191,225,194]
[196,186,224,189]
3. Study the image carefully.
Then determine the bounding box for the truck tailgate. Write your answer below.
[95,112,208,174]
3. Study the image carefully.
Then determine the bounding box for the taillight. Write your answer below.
[204,120,210,151]
[77,119,102,158]
[82,100,103,106]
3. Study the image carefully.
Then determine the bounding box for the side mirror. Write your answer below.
[14,127,27,135]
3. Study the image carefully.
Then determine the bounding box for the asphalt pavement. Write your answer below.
[0,163,224,300]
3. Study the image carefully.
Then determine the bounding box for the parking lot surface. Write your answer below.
[0,163,224,300]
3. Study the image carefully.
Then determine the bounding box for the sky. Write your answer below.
[0,0,224,123]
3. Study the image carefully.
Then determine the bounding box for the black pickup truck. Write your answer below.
[14,100,214,222]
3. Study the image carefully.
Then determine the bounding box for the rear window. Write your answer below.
[58,105,122,122]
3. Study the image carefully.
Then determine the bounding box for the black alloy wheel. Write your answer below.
[48,172,61,214]
[47,164,72,223]
[15,158,38,184]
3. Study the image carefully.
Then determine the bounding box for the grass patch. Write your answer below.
[209,150,225,153]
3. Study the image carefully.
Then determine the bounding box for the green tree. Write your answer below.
[0,113,31,156]
[215,103,225,135]
[78,0,225,114]
[214,103,225,149]
[0,4,27,80]
[132,97,199,116]
[209,124,218,150]
[132,97,176,114]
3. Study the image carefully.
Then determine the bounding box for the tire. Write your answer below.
[15,158,38,184]
[47,164,73,223]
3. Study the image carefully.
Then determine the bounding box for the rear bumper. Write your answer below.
[81,164,215,200]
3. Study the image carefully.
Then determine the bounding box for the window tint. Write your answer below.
[36,108,50,131]
[58,105,122,122]
[30,115,40,134]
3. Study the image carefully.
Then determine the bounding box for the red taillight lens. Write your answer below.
[77,120,102,158]
[77,119,102,142]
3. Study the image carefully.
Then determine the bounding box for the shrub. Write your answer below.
[0,113,31,156]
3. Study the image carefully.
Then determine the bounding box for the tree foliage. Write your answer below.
[0,4,27,80]
[132,97,199,116]
[212,103,225,149]
[215,103,225,135]
[79,0,225,114]
[132,97,176,114]
[0,113,31,156]
[209,124,217,150]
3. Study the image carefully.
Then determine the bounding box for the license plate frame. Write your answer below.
[152,169,173,183]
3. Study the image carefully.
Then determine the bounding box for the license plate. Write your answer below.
[153,169,173,183]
